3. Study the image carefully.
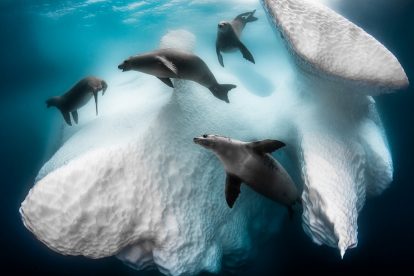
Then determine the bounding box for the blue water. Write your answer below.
[1,0,413,274]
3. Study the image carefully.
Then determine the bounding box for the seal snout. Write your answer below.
[194,134,211,146]
[118,60,130,72]
[117,63,125,72]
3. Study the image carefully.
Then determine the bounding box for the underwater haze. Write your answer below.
[1,0,414,275]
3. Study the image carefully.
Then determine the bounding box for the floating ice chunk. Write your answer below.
[262,0,409,91]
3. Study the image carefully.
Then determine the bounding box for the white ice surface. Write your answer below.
[262,0,408,92]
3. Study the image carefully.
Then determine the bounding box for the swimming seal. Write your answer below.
[194,134,300,216]
[46,76,108,126]
[118,49,237,103]
[216,10,258,67]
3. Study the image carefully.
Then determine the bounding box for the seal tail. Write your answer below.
[243,10,258,23]
[209,84,237,103]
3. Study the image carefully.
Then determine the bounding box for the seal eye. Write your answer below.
[203,134,208,138]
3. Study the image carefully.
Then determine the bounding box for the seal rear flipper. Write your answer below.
[93,91,98,116]
[225,174,242,208]
[237,10,258,23]
[61,111,72,126]
[237,41,255,64]
[209,84,237,103]
[157,77,174,88]
[71,110,78,124]
[247,11,258,23]
[248,140,286,153]
[216,45,224,67]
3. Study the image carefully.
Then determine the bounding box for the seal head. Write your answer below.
[118,59,133,72]
[193,134,230,150]
[218,21,232,33]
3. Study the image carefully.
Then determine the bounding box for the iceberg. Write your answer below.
[262,0,407,257]
[20,30,285,275]
[20,0,408,274]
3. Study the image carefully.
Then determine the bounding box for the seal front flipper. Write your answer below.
[156,56,178,76]
[225,173,242,208]
[216,44,224,67]
[61,111,72,126]
[157,77,174,88]
[71,110,78,124]
[248,140,286,154]
[93,91,98,116]
[237,41,255,64]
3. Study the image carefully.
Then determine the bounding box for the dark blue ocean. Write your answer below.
[1,0,413,275]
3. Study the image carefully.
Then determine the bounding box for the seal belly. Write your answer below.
[64,92,93,112]
[217,31,239,53]
[219,41,238,53]
[239,155,298,206]
[220,47,238,53]
[77,93,94,109]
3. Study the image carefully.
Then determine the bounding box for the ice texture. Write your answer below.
[262,0,409,92]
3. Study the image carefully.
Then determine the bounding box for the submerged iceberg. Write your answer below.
[20,0,408,274]
[262,0,407,257]
[21,30,285,275]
